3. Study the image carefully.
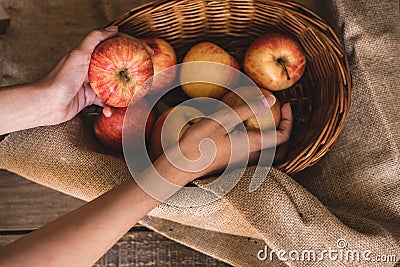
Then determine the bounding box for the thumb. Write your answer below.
[102,105,114,118]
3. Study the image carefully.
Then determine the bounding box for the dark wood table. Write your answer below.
[0,170,229,266]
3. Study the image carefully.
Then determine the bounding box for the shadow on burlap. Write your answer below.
[0,0,399,266]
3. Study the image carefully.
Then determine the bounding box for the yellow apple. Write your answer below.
[180,42,240,99]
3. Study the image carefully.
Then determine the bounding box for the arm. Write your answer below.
[0,27,293,266]
[0,83,54,135]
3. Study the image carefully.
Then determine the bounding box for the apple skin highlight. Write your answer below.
[89,37,154,107]
[142,38,177,95]
[244,33,306,91]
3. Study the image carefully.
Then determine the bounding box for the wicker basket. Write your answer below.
[108,0,351,175]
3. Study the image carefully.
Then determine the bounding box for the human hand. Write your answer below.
[33,27,119,125]
[153,99,293,184]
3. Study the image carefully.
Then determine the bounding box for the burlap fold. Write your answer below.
[0,0,399,266]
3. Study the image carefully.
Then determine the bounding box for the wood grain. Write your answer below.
[0,169,84,230]
[0,234,20,247]
[0,170,229,266]
[0,4,10,36]
[94,231,229,267]
[0,231,229,266]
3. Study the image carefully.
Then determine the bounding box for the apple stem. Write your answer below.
[119,68,131,83]
[277,58,291,80]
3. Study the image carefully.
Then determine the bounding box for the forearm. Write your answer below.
[0,83,54,135]
[0,160,194,267]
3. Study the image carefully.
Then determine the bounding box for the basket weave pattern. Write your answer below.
[109,0,351,175]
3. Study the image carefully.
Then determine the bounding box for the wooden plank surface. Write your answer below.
[0,231,228,266]
[0,3,10,35]
[94,232,229,267]
[0,170,229,266]
[0,169,85,230]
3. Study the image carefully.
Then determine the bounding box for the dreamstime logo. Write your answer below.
[257,239,398,263]
[336,238,347,249]
[122,62,277,207]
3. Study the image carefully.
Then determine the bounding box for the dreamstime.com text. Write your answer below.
[257,239,397,263]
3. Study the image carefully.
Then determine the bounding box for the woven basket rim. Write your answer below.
[107,0,352,175]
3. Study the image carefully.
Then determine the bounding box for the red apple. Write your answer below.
[221,86,281,131]
[180,42,240,99]
[89,37,154,107]
[150,106,204,159]
[244,33,306,91]
[141,38,177,94]
[94,99,155,151]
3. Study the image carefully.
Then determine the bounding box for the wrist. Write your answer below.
[152,154,201,186]
[29,82,61,126]
[129,156,199,203]
[31,79,74,126]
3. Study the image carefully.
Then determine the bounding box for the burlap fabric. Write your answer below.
[0,0,399,266]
